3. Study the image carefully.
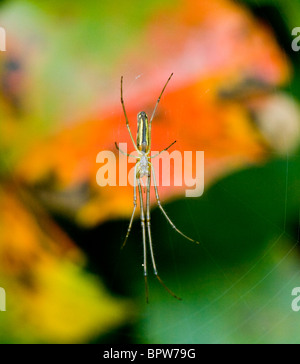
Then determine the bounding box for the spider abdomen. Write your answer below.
[137,111,150,153]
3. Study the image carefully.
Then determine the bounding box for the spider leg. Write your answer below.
[149,140,177,158]
[148,73,173,151]
[149,73,173,126]
[137,178,149,303]
[121,164,138,249]
[115,142,138,158]
[121,76,139,151]
[146,171,182,300]
[150,163,199,245]
[140,177,147,194]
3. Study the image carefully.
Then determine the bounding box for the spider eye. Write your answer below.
[138,111,147,119]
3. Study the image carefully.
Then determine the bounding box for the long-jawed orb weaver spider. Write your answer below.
[115,73,199,302]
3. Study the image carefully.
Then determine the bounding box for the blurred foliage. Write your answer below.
[0,0,300,344]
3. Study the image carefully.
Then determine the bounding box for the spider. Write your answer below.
[115,73,198,302]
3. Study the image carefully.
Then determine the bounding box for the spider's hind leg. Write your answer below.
[137,178,149,303]
[145,172,182,300]
[150,163,199,245]
[121,164,138,249]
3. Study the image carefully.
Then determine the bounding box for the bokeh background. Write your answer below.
[1,0,300,344]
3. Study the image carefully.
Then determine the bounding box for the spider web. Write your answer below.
[113,80,300,345]
[131,149,300,344]
[107,3,300,344]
